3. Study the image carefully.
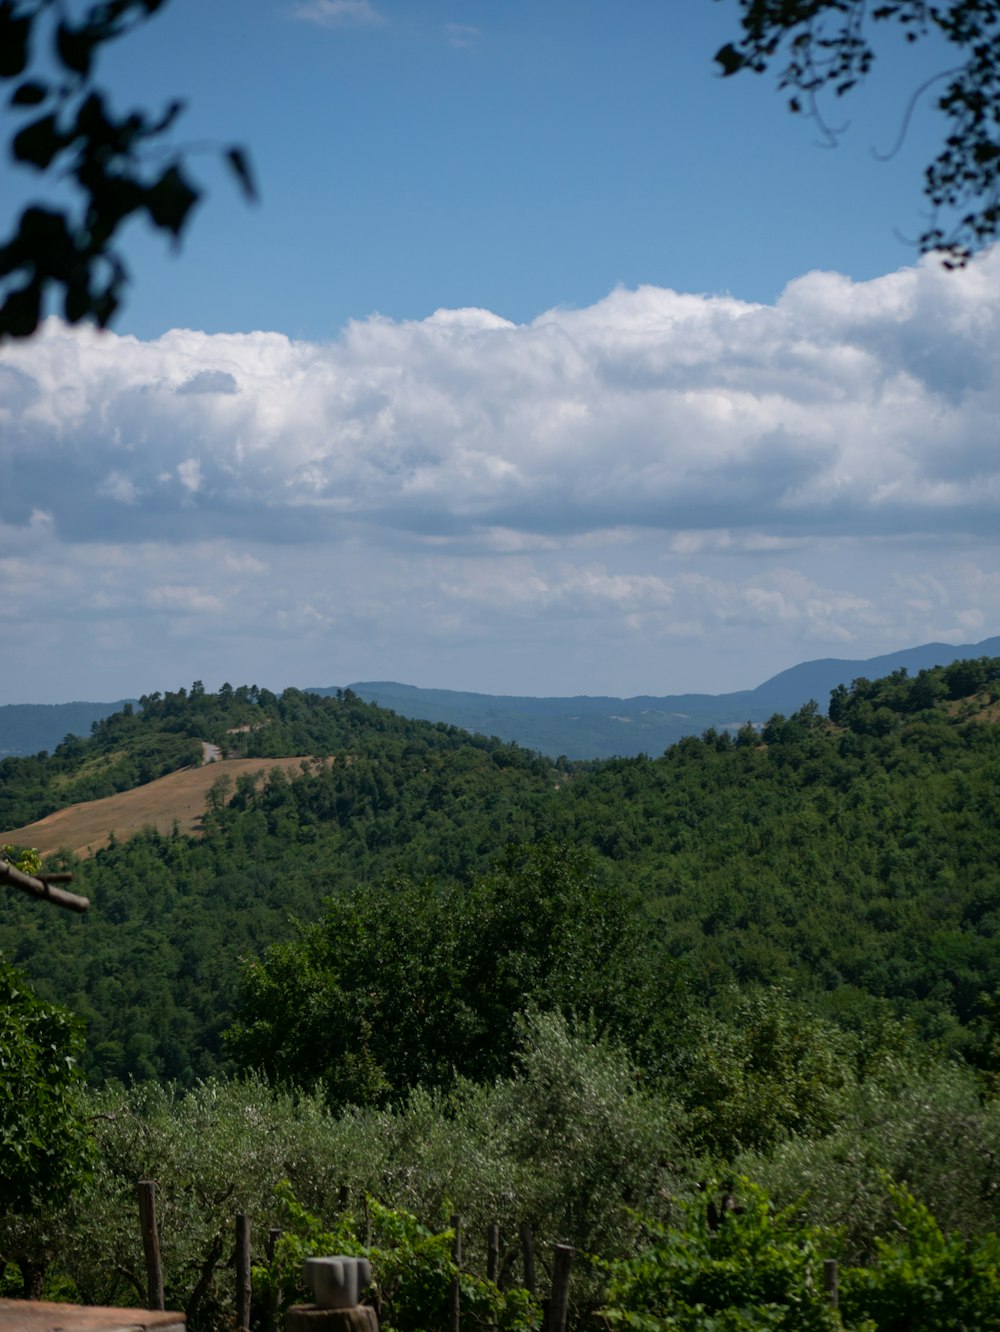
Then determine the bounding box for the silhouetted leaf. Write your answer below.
[225,146,258,202]
[0,6,30,78]
[55,22,94,77]
[10,80,47,107]
[714,43,744,77]
[64,279,91,324]
[75,90,110,139]
[149,98,185,136]
[145,163,199,235]
[12,114,63,168]
[0,279,41,338]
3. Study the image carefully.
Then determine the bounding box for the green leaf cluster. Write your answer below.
[0,956,92,1214]
[602,1180,1000,1332]
[226,843,672,1109]
[600,1182,840,1332]
[840,1183,1000,1332]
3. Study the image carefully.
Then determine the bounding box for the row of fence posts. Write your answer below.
[138,1181,842,1328]
[136,1181,577,1332]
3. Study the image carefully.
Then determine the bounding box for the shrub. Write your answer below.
[599,1181,840,1332]
[840,1183,1000,1332]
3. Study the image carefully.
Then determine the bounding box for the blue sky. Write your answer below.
[1,0,998,704]
[102,0,947,337]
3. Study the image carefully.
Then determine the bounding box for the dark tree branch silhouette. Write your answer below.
[0,0,254,340]
[716,0,1000,264]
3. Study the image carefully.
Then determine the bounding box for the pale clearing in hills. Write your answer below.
[2,757,320,858]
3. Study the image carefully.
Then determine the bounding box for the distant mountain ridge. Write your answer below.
[2,636,997,761]
[318,634,1000,759]
[0,700,136,760]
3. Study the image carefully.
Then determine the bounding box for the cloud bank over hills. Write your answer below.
[1,253,998,702]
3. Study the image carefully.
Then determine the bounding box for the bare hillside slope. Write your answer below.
[2,756,315,858]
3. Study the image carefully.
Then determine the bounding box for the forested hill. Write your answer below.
[1,658,999,1091]
[0,682,532,832]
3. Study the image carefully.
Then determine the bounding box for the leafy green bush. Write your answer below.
[674,988,853,1160]
[52,1076,350,1324]
[599,1182,840,1332]
[227,843,671,1111]
[0,955,94,1297]
[0,955,93,1213]
[840,1184,1000,1332]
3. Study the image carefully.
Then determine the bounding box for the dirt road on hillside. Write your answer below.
[2,756,321,858]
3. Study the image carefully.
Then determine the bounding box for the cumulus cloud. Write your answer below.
[6,254,1000,546]
[1,255,999,700]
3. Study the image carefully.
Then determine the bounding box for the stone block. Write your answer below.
[303,1255,373,1310]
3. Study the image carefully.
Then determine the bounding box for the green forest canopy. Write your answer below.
[0,658,998,1093]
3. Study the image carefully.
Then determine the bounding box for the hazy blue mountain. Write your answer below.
[746,637,1000,710]
[0,700,135,759]
[308,635,1000,758]
[2,636,997,762]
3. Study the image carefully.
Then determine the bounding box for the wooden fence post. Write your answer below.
[264,1227,283,1332]
[236,1213,252,1331]
[519,1222,536,1296]
[137,1180,165,1311]
[548,1244,573,1332]
[487,1223,500,1284]
[823,1258,839,1310]
[450,1213,462,1332]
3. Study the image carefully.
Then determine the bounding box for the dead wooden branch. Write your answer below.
[0,855,89,912]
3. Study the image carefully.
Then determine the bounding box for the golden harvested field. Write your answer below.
[2,757,319,858]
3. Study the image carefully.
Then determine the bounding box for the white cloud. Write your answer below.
[98,471,141,504]
[291,0,385,27]
[146,585,225,614]
[443,23,479,48]
[177,458,204,494]
[8,251,1000,545]
[1,255,999,700]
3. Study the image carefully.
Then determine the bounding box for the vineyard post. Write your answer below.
[137,1180,165,1311]
[519,1222,536,1295]
[824,1259,839,1309]
[450,1213,462,1332]
[549,1244,574,1332]
[263,1227,283,1332]
[236,1213,252,1330]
